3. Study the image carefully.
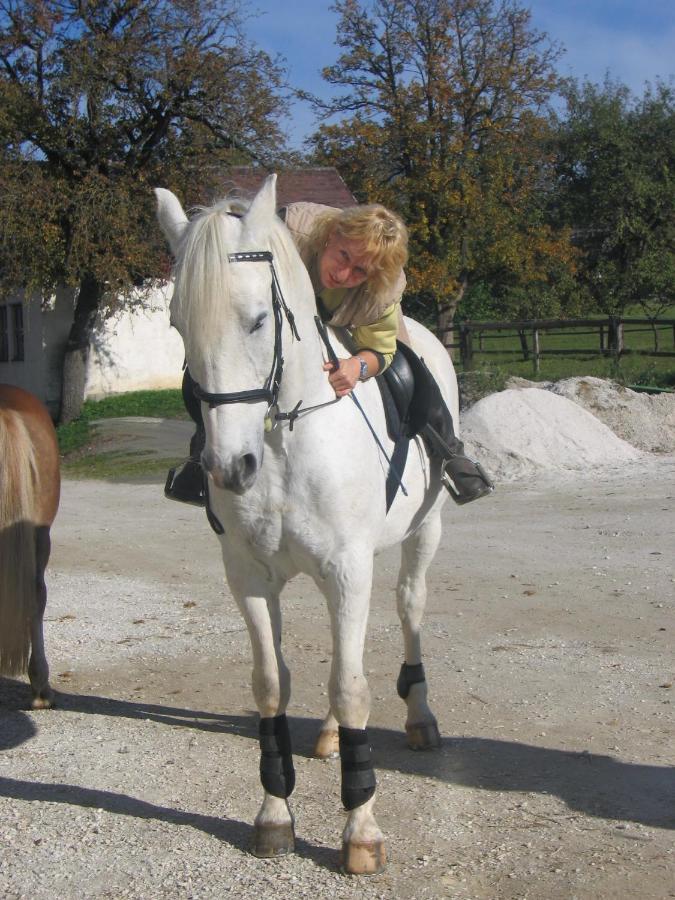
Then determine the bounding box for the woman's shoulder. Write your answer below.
[283,202,339,237]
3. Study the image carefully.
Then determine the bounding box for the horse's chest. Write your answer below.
[226,488,286,552]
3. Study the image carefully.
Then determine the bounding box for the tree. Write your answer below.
[551,78,675,323]
[0,0,289,421]
[307,0,577,334]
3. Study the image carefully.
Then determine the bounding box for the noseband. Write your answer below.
[190,251,301,421]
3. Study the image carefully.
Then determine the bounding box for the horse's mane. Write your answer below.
[172,196,299,359]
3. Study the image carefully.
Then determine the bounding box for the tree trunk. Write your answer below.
[650,321,659,352]
[59,273,103,424]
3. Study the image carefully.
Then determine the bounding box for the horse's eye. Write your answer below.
[250,313,267,334]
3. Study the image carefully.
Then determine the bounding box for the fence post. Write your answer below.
[459,323,473,369]
[533,328,540,373]
[608,316,624,355]
[518,329,529,361]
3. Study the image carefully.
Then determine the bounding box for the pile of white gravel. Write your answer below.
[459,377,675,483]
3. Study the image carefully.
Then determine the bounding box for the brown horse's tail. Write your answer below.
[0,409,38,675]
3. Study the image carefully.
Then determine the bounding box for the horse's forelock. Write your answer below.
[172,201,239,358]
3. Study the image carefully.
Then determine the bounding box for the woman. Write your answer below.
[165,199,492,506]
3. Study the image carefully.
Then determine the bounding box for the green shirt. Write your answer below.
[319,288,399,371]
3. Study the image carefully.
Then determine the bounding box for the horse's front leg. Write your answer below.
[231,573,295,858]
[396,513,442,750]
[325,559,385,876]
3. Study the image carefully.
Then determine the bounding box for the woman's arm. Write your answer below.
[324,302,400,396]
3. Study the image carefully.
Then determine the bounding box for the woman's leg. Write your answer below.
[165,369,207,505]
[394,327,493,504]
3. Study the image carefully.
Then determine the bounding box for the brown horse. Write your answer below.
[0,384,60,708]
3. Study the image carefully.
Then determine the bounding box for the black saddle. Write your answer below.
[374,341,433,511]
[378,340,433,441]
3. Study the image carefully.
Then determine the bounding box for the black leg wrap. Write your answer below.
[339,726,377,811]
[396,662,426,700]
[259,714,295,799]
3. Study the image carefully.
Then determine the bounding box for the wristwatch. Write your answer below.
[356,356,369,381]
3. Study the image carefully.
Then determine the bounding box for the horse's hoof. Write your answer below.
[251,822,295,858]
[405,721,441,750]
[314,729,340,759]
[340,839,386,875]
[31,689,54,710]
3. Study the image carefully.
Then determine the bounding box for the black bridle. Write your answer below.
[190,250,301,420]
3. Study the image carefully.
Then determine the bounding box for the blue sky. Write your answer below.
[245,0,674,148]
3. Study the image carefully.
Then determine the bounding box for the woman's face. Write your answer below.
[318,230,373,291]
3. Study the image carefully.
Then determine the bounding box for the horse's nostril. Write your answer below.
[240,453,258,483]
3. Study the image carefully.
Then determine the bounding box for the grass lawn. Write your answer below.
[58,388,186,479]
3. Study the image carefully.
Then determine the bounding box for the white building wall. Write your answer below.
[84,282,184,400]
[2,282,184,416]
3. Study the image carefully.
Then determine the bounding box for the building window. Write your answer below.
[0,306,8,362]
[11,303,24,362]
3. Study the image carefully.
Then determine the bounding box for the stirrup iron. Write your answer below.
[440,456,494,505]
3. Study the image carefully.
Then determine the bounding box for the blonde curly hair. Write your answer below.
[306,204,408,294]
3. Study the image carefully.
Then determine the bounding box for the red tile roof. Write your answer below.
[221,167,357,209]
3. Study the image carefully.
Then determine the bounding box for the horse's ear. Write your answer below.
[244,174,277,233]
[155,188,188,256]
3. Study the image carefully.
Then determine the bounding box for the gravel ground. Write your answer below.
[1,449,674,899]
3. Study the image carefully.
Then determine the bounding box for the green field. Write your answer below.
[57,388,186,468]
[454,312,675,390]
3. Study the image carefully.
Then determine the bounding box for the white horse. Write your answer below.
[156,175,458,875]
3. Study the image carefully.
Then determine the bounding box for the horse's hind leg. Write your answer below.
[314,710,340,759]
[231,574,295,858]
[28,526,53,709]
[396,511,442,750]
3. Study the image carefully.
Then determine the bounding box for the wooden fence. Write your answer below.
[441,316,675,371]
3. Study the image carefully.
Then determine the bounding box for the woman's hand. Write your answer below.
[322,356,362,397]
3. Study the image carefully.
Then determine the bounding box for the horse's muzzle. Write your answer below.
[205,452,260,494]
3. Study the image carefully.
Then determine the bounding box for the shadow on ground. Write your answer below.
[2,678,673,838]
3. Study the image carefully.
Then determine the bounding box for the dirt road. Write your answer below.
[1,451,674,899]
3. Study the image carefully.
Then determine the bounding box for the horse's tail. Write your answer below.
[0,408,38,675]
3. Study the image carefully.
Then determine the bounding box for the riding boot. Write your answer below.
[164,437,206,506]
[417,361,494,505]
[165,369,207,507]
